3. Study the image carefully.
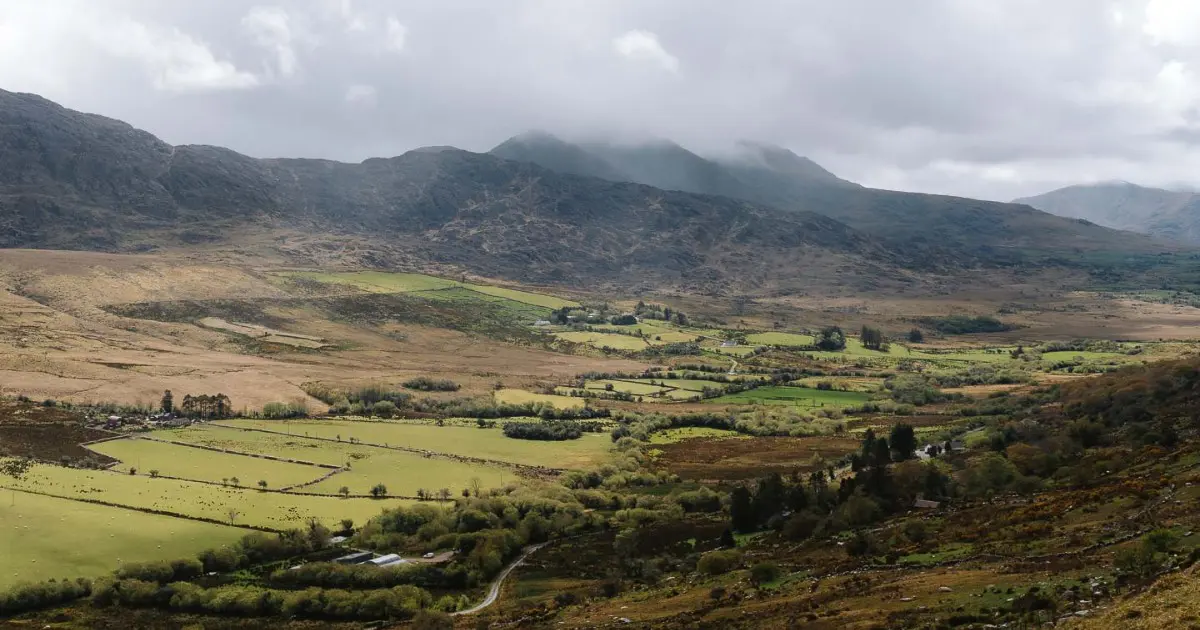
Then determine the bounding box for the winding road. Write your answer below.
[452,542,548,616]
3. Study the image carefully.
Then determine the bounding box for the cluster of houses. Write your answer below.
[90,412,196,432]
[328,550,442,569]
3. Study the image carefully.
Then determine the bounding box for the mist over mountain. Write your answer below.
[488,131,1169,262]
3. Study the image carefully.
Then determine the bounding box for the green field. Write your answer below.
[0,491,245,590]
[712,345,762,357]
[464,284,578,309]
[708,386,871,407]
[1041,350,1129,362]
[218,419,611,470]
[284,271,456,293]
[650,379,730,392]
[282,271,577,309]
[746,332,815,346]
[555,331,650,351]
[595,322,698,343]
[90,438,327,488]
[163,426,509,497]
[648,427,747,444]
[585,380,672,396]
[494,388,585,409]
[0,464,410,530]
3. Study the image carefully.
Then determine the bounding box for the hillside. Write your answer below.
[489,132,1174,264]
[1016,181,1200,243]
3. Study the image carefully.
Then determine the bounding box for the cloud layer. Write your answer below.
[2,0,1200,200]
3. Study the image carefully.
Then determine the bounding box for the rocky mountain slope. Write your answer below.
[0,89,916,291]
[1015,181,1200,244]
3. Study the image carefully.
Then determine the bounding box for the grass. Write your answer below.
[648,427,747,444]
[493,388,585,409]
[711,345,761,357]
[0,491,245,590]
[643,379,728,392]
[218,418,612,470]
[585,380,672,396]
[555,331,650,351]
[89,438,328,488]
[595,322,698,343]
[0,464,412,531]
[282,271,578,309]
[162,426,509,497]
[284,271,456,293]
[707,386,871,407]
[463,284,578,309]
[1040,350,1129,362]
[746,332,815,346]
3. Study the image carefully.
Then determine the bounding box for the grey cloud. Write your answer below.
[2,0,1200,200]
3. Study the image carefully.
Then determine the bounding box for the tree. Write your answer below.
[719,527,737,548]
[160,390,174,414]
[227,509,240,524]
[438,488,451,501]
[338,486,351,498]
[339,518,354,533]
[816,326,846,351]
[149,469,160,478]
[860,325,885,351]
[889,424,917,461]
[230,477,240,487]
[749,561,781,587]
[470,477,482,497]
[370,483,388,498]
[1,457,33,506]
[907,328,924,343]
[257,480,268,490]
[730,486,756,532]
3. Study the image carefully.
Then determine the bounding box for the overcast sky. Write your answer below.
[4,0,1200,201]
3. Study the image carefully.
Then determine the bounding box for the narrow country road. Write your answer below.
[452,542,548,616]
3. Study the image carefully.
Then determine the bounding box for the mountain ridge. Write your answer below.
[1015,182,1200,243]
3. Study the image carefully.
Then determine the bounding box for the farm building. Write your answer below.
[368,554,406,567]
[334,551,374,564]
[913,498,941,509]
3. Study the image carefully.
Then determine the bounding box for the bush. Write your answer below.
[403,377,461,392]
[920,315,1016,335]
[0,578,92,615]
[749,562,781,586]
[502,421,583,441]
[261,401,308,419]
[697,550,741,576]
[372,400,398,418]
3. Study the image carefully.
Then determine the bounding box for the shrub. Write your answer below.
[749,562,781,586]
[372,400,398,418]
[502,421,583,441]
[261,401,308,419]
[402,377,461,392]
[697,550,741,576]
[0,578,92,615]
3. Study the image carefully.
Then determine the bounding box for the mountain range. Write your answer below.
[1016,182,1200,244]
[0,88,1180,292]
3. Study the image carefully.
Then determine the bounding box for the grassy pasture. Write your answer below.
[219,419,611,470]
[648,427,747,444]
[585,380,672,396]
[647,378,729,392]
[282,271,577,309]
[555,331,650,351]
[0,491,245,590]
[708,386,871,407]
[0,464,409,531]
[746,332,815,346]
[711,345,761,357]
[284,271,455,293]
[464,284,578,309]
[595,322,697,343]
[162,426,509,497]
[493,388,585,409]
[1040,350,1129,362]
[90,438,327,488]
